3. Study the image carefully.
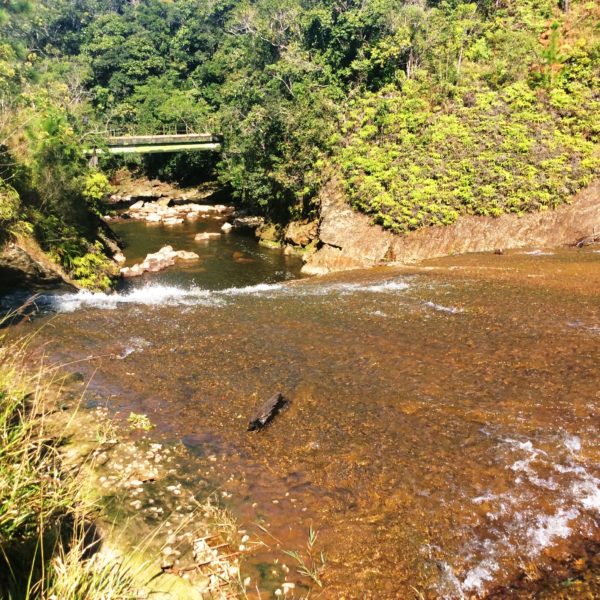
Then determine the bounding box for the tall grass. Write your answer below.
[0,319,137,599]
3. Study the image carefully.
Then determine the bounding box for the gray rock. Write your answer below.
[0,243,67,290]
[194,232,222,241]
[232,216,264,232]
[120,245,199,278]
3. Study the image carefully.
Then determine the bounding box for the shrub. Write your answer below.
[0,180,20,228]
[82,171,112,212]
[70,242,118,291]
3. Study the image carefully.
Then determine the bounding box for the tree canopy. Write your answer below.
[1,0,599,235]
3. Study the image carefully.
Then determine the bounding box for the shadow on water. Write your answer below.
[110,218,303,291]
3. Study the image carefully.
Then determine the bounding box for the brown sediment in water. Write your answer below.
[486,539,600,599]
[405,247,600,297]
[15,221,600,598]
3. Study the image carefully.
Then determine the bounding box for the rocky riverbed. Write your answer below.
[48,375,285,598]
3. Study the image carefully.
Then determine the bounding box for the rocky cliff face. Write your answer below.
[302,178,600,275]
[0,241,72,291]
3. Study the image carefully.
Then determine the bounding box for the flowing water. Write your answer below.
[9,215,600,598]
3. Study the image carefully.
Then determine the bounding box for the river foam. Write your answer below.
[452,431,600,595]
[43,278,412,312]
[46,285,219,312]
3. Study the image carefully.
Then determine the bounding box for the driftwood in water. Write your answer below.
[248,392,288,431]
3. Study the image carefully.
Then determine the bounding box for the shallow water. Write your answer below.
[14,220,600,598]
[110,217,303,289]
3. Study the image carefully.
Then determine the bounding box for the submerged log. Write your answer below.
[248,392,288,431]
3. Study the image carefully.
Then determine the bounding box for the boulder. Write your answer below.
[157,197,172,207]
[187,204,214,213]
[130,200,145,210]
[194,232,221,242]
[120,263,143,278]
[284,220,317,247]
[120,246,199,278]
[256,223,280,243]
[0,243,67,290]
[214,204,234,214]
[174,250,200,260]
[145,213,161,223]
[221,222,233,232]
[232,216,264,232]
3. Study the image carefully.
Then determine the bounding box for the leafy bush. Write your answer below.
[82,171,112,209]
[334,6,600,233]
[70,242,118,291]
[0,180,20,228]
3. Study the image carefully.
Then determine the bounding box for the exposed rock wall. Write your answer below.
[302,178,600,275]
[0,241,72,290]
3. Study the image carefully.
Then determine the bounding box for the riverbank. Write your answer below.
[3,168,598,295]
[300,177,600,275]
[0,322,258,599]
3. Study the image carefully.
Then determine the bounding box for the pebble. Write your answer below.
[96,453,109,465]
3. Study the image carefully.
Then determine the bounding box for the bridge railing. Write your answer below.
[106,124,202,137]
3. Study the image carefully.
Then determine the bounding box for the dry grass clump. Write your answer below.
[0,320,138,599]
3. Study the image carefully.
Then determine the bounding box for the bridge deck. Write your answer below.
[107,133,220,147]
[85,133,222,156]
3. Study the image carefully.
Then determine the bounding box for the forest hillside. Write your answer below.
[0,0,599,285]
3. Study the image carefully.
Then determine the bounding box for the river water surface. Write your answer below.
[15,215,600,598]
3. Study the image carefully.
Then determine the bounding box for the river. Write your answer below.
[10,212,600,598]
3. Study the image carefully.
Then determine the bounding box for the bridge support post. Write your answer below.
[88,151,99,169]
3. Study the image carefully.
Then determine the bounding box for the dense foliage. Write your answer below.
[336,2,600,231]
[1,0,599,246]
[0,1,118,289]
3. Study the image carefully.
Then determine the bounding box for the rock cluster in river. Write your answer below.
[120,245,199,278]
[231,215,264,232]
[194,232,222,241]
[253,218,318,260]
[125,200,233,225]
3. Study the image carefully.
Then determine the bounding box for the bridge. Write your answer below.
[85,133,222,161]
